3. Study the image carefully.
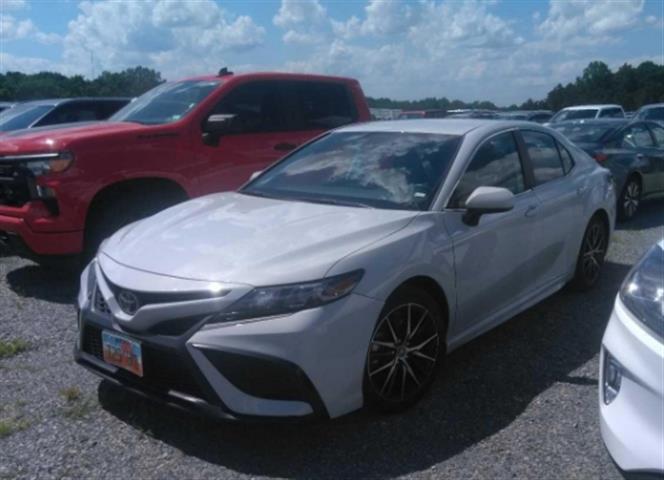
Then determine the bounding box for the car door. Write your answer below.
[443,130,539,341]
[619,122,660,195]
[645,123,664,192]
[519,129,584,286]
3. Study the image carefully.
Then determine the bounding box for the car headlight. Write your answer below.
[620,243,664,338]
[209,270,364,324]
[4,151,75,175]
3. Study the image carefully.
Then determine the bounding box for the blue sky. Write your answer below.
[1,0,662,105]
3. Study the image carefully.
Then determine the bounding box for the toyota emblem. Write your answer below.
[117,290,140,315]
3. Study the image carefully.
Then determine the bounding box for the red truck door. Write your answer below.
[190,79,360,195]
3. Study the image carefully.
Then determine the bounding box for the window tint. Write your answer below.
[621,124,655,148]
[37,103,99,126]
[599,108,623,118]
[522,131,565,185]
[0,104,52,131]
[639,107,664,120]
[283,82,356,130]
[450,132,525,207]
[558,143,574,173]
[649,125,664,146]
[212,81,285,133]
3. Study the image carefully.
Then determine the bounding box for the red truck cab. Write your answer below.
[0,71,370,260]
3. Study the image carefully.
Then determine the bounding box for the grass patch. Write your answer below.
[63,398,95,419]
[0,418,29,439]
[0,339,29,359]
[59,386,82,403]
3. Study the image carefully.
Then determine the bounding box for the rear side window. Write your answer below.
[649,125,664,146]
[558,143,574,173]
[450,132,525,207]
[621,124,655,148]
[641,107,664,121]
[522,131,565,185]
[599,108,623,118]
[212,81,285,133]
[37,103,99,126]
[284,82,357,130]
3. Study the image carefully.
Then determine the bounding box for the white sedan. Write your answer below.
[600,240,664,476]
[75,119,616,420]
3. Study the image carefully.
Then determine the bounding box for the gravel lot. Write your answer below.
[1,200,662,480]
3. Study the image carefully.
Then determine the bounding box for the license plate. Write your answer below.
[102,331,143,377]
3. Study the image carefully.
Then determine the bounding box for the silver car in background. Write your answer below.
[75,119,616,420]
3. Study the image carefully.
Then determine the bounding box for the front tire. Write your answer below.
[571,216,608,291]
[363,287,445,413]
[617,176,641,221]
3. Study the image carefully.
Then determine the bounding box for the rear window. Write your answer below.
[552,109,598,122]
[552,123,618,143]
[287,82,357,130]
[599,108,623,118]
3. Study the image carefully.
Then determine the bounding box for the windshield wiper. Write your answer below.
[288,196,374,209]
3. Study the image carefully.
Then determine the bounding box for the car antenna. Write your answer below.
[218,67,233,76]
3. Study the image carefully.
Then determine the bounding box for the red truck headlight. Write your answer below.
[24,151,74,175]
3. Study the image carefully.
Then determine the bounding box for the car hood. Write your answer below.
[101,192,419,285]
[0,121,147,154]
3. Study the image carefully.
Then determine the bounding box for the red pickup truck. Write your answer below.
[0,71,370,261]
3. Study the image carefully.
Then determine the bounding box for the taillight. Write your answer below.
[593,152,608,163]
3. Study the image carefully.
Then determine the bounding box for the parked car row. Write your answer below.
[0,70,661,478]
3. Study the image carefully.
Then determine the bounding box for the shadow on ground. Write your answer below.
[615,197,664,231]
[5,264,79,304]
[96,259,631,479]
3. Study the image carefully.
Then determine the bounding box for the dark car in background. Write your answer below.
[553,119,664,220]
[549,104,625,124]
[499,110,553,123]
[0,97,130,133]
[634,103,664,124]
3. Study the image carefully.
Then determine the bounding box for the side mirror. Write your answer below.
[202,114,236,145]
[250,170,263,181]
[462,186,514,226]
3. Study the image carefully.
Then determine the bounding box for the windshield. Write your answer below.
[110,80,220,125]
[242,131,461,211]
[551,109,599,122]
[640,107,664,121]
[553,123,618,143]
[0,104,52,131]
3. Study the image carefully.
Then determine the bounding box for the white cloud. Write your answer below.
[0,14,61,44]
[273,0,326,28]
[0,51,57,72]
[537,0,644,44]
[60,0,265,78]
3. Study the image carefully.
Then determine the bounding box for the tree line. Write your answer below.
[0,61,661,112]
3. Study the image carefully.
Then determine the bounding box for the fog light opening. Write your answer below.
[603,350,622,405]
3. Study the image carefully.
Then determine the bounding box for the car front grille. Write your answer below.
[0,163,32,206]
[81,324,206,401]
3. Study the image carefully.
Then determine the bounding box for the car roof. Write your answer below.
[336,119,539,136]
[638,103,664,110]
[561,104,622,111]
[180,71,360,85]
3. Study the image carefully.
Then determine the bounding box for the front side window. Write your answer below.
[450,132,525,208]
[243,132,461,211]
[621,124,655,148]
[522,130,565,185]
[111,80,219,125]
[211,81,285,133]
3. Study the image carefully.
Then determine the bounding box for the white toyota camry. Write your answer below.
[75,119,616,420]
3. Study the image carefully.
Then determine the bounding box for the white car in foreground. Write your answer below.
[75,119,616,420]
[600,241,664,476]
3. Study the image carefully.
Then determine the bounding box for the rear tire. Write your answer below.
[84,188,186,261]
[363,286,445,413]
[571,215,608,291]
[617,176,641,221]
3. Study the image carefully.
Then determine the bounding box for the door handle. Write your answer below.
[274,142,297,152]
[525,205,538,217]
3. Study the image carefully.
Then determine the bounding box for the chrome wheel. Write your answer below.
[367,303,440,403]
[581,221,606,285]
[621,180,640,219]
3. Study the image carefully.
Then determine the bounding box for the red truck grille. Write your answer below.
[0,163,32,206]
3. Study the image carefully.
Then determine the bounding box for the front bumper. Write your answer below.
[599,297,664,475]
[75,257,384,420]
[0,203,83,256]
